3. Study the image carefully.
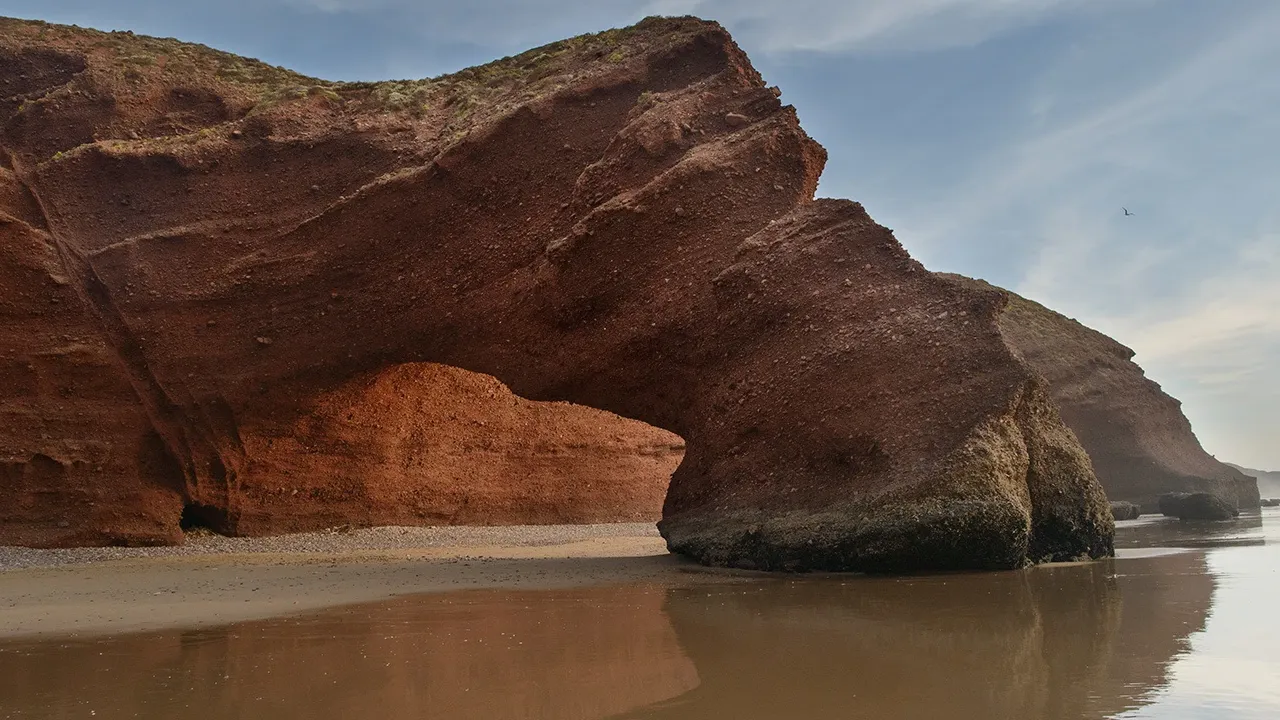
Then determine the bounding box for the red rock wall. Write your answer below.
[0,213,185,546]
[230,363,682,535]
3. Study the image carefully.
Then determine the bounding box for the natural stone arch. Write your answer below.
[2,15,1113,569]
[218,362,684,535]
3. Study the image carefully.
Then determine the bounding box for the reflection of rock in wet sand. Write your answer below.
[1118,513,1264,549]
[0,585,697,720]
[627,551,1214,720]
[0,553,1215,720]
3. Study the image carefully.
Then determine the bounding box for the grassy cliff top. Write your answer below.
[0,15,720,117]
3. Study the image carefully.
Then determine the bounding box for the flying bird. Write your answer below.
[1123,207,1134,216]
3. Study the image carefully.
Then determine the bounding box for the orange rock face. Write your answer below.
[230,363,683,535]
[0,16,1112,570]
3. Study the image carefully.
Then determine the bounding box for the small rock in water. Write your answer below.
[1109,501,1141,521]
[1160,492,1238,521]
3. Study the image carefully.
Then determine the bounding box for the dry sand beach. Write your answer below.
[0,524,712,638]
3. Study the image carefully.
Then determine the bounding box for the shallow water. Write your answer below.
[2,510,1277,720]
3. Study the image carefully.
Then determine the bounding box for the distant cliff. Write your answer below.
[949,276,1259,510]
[1226,464,1280,498]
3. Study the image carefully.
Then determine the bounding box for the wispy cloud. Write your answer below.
[277,0,1133,54]
[1115,236,1280,371]
[645,0,1132,53]
[911,3,1280,257]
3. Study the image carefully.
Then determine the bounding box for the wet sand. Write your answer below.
[0,524,708,638]
[4,513,1277,720]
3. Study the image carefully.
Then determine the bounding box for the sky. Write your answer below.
[6,0,1278,468]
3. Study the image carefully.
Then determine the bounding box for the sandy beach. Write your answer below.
[0,523,711,638]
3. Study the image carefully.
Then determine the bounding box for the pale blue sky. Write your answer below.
[7,0,1278,468]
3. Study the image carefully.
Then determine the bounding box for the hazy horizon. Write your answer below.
[5,0,1277,467]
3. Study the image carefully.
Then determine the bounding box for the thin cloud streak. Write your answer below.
[645,0,1133,53]
[911,3,1280,256]
[278,0,1133,54]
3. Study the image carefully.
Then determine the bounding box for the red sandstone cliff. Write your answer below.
[202,363,684,536]
[949,276,1260,511]
[0,16,1112,570]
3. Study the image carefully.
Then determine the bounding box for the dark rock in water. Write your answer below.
[1109,501,1141,521]
[1160,492,1238,521]
[1261,498,1280,507]
[1158,493,1191,517]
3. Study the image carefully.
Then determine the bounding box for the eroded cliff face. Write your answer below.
[230,363,683,535]
[0,16,1112,570]
[1227,464,1280,498]
[950,276,1260,511]
[0,208,182,546]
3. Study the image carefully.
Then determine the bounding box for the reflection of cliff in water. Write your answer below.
[625,551,1215,720]
[0,585,698,720]
[0,552,1215,720]
[1118,513,1265,549]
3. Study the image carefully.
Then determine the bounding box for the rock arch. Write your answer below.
[0,15,1113,570]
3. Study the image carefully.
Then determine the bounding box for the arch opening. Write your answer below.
[212,362,685,537]
[179,503,230,535]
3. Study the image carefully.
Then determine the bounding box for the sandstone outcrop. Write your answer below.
[194,363,684,536]
[0,16,1113,570]
[951,276,1260,513]
[1159,492,1238,521]
[1109,501,1141,521]
[1157,492,1190,517]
